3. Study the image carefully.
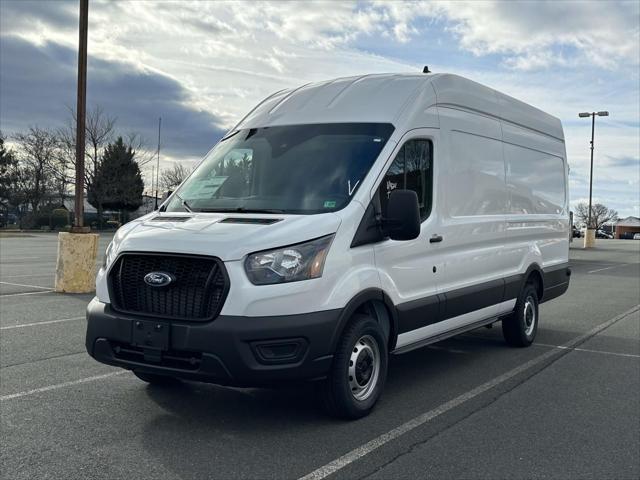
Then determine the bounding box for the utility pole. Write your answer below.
[55,0,99,295]
[578,110,609,247]
[587,113,595,229]
[155,117,161,209]
[73,0,89,231]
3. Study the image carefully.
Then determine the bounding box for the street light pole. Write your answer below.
[73,0,89,231]
[578,110,609,247]
[55,0,99,294]
[587,113,595,229]
[154,117,161,210]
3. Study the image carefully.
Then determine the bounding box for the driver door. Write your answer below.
[372,130,444,348]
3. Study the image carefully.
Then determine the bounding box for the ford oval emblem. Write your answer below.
[143,271,175,287]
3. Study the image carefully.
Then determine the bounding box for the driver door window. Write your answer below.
[379,139,433,221]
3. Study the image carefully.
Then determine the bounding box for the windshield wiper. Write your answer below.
[173,193,194,213]
[199,207,285,214]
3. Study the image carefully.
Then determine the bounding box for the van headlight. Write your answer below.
[244,234,334,285]
[102,242,115,268]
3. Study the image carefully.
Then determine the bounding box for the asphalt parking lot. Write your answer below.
[1,233,638,480]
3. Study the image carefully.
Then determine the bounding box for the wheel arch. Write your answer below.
[329,289,398,354]
[522,263,544,300]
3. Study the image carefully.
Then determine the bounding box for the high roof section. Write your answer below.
[236,73,430,129]
[235,73,564,141]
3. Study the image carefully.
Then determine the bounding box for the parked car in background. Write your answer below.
[633,233,640,240]
[572,226,581,238]
[596,230,613,239]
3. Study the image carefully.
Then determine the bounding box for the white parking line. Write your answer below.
[588,262,639,274]
[0,371,127,402]
[0,256,40,261]
[298,305,639,480]
[534,343,640,359]
[0,281,53,290]
[1,263,56,267]
[0,282,53,290]
[0,316,84,330]
[0,290,55,298]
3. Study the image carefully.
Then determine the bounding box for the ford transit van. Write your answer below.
[86,73,571,418]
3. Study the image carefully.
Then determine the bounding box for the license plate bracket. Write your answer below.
[131,320,169,351]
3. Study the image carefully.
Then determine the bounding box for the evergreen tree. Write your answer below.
[0,133,19,222]
[88,137,143,223]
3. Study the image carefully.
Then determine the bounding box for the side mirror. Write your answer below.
[384,190,421,241]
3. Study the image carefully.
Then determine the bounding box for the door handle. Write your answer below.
[429,234,443,243]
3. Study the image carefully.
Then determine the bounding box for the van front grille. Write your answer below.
[108,253,229,321]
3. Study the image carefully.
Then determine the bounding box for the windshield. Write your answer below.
[165,123,394,214]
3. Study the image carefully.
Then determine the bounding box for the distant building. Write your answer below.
[63,197,99,215]
[62,194,160,221]
[615,216,640,239]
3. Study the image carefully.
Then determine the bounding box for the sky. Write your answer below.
[1,0,638,217]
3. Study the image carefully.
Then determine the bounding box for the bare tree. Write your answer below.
[0,132,20,222]
[59,105,118,226]
[50,153,75,206]
[575,202,618,230]
[124,131,154,167]
[58,105,116,189]
[85,105,117,178]
[13,127,59,212]
[6,166,30,227]
[62,106,156,170]
[49,143,74,206]
[160,163,191,190]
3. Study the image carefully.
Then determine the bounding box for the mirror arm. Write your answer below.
[364,210,385,231]
[380,217,402,228]
[379,217,402,239]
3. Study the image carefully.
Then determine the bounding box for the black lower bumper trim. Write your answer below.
[85,298,339,387]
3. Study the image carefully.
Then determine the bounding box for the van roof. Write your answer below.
[236,73,564,141]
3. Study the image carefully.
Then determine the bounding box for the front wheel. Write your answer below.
[502,283,539,347]
[319,314,388,419]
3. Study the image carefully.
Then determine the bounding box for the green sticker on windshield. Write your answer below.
[323,200,337,208]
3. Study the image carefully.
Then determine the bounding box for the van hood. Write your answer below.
[110,212,342,261]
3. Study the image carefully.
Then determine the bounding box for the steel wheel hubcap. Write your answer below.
[523,295,536,336]
[348,335,380,401]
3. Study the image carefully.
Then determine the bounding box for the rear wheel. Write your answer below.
[319,314,388,419]
[133,370,180,385]
[502,283,539,347]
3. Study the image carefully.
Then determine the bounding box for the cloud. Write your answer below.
[0,0,77,31]
[0,36,225,159]
[407,1,640,71]
[1,0,638,215]
[605,156,640,168]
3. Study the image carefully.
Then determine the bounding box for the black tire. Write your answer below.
[133,370,180,385]
[319,314,388,419]
[502,283,539,347]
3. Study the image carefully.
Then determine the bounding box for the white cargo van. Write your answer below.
[86,73,571,418]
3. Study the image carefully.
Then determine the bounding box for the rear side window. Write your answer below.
[378,139,433,221]
[504,144,565,214]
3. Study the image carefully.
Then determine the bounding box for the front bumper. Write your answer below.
[85,298,340,386]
